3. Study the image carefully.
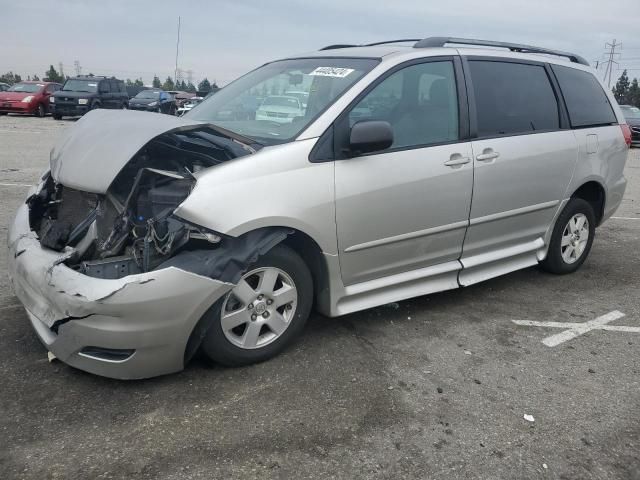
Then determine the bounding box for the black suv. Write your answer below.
[50,76,128,119]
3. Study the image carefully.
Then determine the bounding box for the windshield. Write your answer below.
[187,58,379,144]
[62,79,98,92]
[8,83,43,93]
[135,90,161,99]
[621,106,640,119]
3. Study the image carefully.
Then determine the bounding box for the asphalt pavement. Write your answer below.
[1,115,639,479]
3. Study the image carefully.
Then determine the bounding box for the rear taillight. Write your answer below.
[621,124,632,148]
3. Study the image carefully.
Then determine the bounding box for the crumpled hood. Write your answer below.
[50,109,205,193]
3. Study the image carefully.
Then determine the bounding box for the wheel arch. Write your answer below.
[181,226,331,364]
[570,180,606,225]
[281,228,330,311]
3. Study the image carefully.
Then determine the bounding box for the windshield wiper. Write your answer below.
[204,122,264,149]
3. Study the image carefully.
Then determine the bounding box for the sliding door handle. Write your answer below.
[476,150,500,162]
[444,155,470,168]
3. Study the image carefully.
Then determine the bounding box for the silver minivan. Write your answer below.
[8,37,631,379]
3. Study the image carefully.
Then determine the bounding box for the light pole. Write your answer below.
[174,16,181,85]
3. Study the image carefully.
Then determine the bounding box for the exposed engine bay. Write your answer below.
[27,125,256,279]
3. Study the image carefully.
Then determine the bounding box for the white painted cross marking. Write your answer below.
[512,311,640,347]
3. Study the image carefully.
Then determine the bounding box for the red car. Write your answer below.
[0,81,62,117]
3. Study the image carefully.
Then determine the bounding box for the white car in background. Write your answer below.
[176,96,204,116]
[283,90,309,108]
[255,95,304,123]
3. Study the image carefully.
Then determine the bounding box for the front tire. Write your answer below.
[200,244,313,367]
[52,113,62,120]
[541,198,596,274]
[35,104,45,117]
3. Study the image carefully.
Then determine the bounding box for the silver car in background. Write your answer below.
[8,37,630,379]
[176,96,204,116]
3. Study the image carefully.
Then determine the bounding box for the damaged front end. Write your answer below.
[7,110,287,379]
[29,117,258,278]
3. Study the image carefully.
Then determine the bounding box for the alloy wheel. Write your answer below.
[561,213,589,264]
[220,267,298,349]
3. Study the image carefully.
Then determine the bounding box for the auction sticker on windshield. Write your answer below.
[309,67,355,78]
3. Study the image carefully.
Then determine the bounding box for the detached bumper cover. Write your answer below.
[7,199,233,379]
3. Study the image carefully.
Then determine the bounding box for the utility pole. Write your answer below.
[602,39,620,87]
[74,60,82,76]
[174,16,181,83]
[58,62,65,78]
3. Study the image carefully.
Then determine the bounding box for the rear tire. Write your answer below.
[540,198,596,274]
[200,244,313,367]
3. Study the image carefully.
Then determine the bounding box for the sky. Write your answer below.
[2,0,640,87]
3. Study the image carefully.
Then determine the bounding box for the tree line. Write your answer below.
[0,65,218,92]
[612,70,640,107]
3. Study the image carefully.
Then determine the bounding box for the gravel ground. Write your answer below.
[1,115,639,480]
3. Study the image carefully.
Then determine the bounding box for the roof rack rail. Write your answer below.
[320,39,421,50]
[364,39,422,47]
[320,44,358,51]
[413,37,589,66]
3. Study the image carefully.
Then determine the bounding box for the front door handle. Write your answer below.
[444,154,471,168]
[476,149,500,162]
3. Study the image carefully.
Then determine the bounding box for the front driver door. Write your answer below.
[334,58,473,286]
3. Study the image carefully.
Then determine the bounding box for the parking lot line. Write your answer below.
[0,182,32,187]
[611,216,640,220]
[512,310,640,347]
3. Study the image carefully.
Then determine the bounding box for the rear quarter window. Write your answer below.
[552,65,617,128]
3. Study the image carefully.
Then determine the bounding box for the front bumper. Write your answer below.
[51,103,89,116]
[0,101,36,114]
[129,103,156,112]
[7,196,233,379]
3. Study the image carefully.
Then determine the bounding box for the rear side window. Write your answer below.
[469,61,559,137]
[552,65,617,128]
[100,81,111,93]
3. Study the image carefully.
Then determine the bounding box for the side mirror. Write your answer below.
[349,120,394,156]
